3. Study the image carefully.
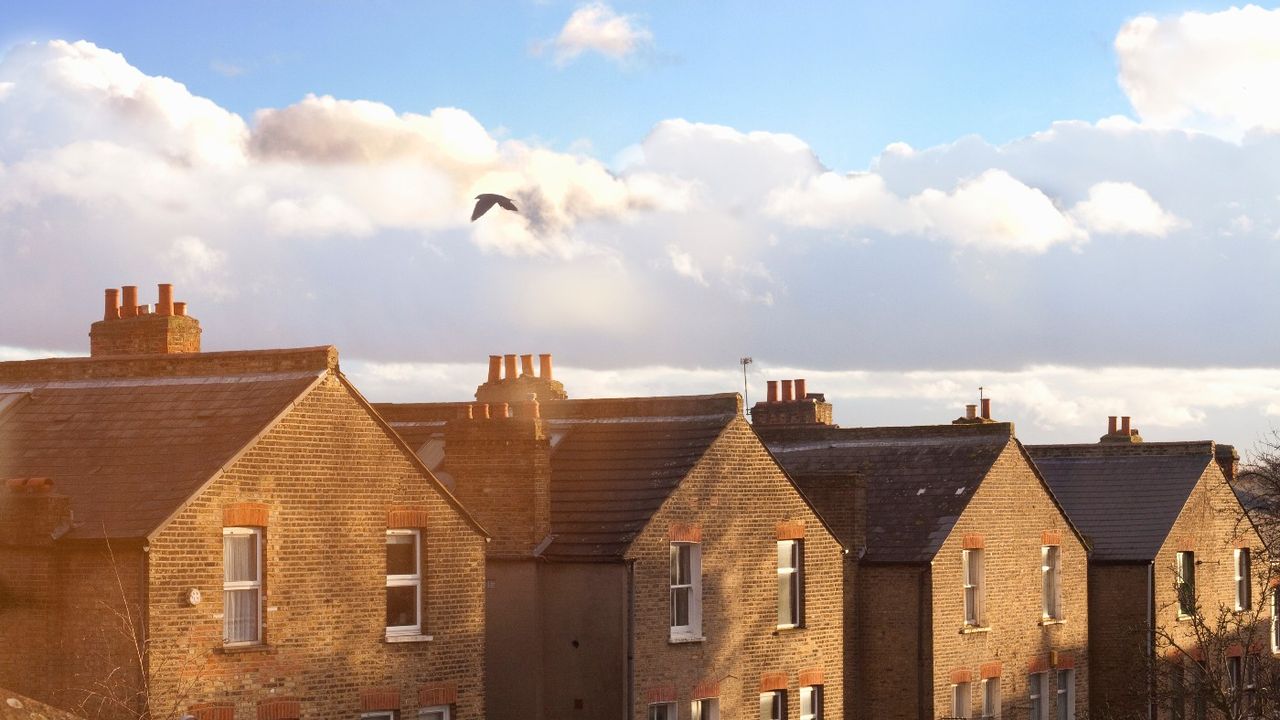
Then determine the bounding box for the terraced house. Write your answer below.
[0,284,487,720]
[375,356,846,720]
[1028,419,1264,720]
[754,384,1090,720]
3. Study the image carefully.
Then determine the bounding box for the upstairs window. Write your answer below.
[952,681,971,719]
[223,527,262,645]
[1234,548,1251,611]
[670,542,702,640]
[692,698,719,720]
[1176,551,1196,616]
[648,703,676,720]
[386,530,422,636]
[1055,669,1075,720]
[1042,545,1062,620]
[1029,673,1047,720]
[963,548,985,626]
[418,709,450,720]
[981,678,1000,719]
[778,539,804,628]
[799,685,822,720]
[760,691,786,720]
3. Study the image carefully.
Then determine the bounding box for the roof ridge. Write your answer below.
[0,346,338,382]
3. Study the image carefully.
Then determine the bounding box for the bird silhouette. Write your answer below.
[471,193,519,222]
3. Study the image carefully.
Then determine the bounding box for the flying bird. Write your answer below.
[471,193,518,222]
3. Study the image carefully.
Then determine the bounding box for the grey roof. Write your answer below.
[760,422,1014,563]
[1026,442,1214,562]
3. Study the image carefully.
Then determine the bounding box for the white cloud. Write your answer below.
[1070,181,1182,236]
[539,2,653,66]
[1116,5,1280,137]
[667,244,706,285]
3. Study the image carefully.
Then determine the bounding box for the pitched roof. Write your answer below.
[1026,442,1215,562]
[377,394,741,561]
[0,348,332,539]
[760,422,1014,563]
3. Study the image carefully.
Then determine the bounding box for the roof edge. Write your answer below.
[0,346,338,382]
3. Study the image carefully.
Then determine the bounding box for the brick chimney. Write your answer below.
[474,352,568,404]
[89,283,201,356]
[1215,444,1239,481]
[750,378,834,427]
[440,398,551,558]
[1099,415,1143,444]
[953,398,998,424]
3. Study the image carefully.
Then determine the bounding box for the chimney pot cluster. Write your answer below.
[486,352,555,381]
[101,283,190,322]
[764,378,810,403]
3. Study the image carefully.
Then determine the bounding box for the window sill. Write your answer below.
[959,625,991,635]
[775,624,804,633]
[668,635,706,645]
[384,633,434,644]
[216,643,273,655]
[1039,618,1067,626]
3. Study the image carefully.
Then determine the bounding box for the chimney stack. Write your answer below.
[1101,414,1143,443]
[475,352,569,404]
[90,282,201,356]
[539,353,553,379]
[488,356,502,384]
[750,378,834,428]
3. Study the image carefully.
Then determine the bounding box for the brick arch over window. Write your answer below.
[189,703,234,720]
[388,505,430,528]
[361,687,401,712]
[257,698,300,720]
[419,682,458,707]
[224,502,269,527]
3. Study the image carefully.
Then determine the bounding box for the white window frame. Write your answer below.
[1029,672,1047,720]
[963,548,984,626]
[1056,669,1075,720]
[222,526,263,646]
[670,541,702,640]
[799,685,822,720]
[692,697,720,720]
[981,677,1000,719]
[759,691,786,720]
[778,539,804,628]
[418,706,450,720]
[386,529,422,637]
[362,712,397,720]
[1176,551,1196,616]
[648,702,676,720]
[1234,548,1251,611]
[1042,545,1062,620]
[1272,590,1280,654]
[952,681,971,718]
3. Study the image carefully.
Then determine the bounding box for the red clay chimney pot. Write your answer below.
[767,380,778,403]
[174,301,187,317]
[980,398,992,420]
[121,286,138,318]
[103,288,120,320]
[503,354,517,381]
[487,356,502,383]
[781,379,794,402]
[494,402,509,419]
[539,353,553,379]
[1121,416,1131,434]
[1108,416,1118,434]
[795,378,807,399]
[966,404,977,420]
[520,354,534,377]
[156,283,174,316]
[458,405,474,420]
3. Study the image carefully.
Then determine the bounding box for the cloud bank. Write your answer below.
[537,2,653,66]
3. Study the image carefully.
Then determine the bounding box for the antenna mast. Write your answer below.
[740,356,753,414]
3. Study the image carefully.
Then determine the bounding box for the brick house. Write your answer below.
[1028,419,1263,720]
[374,355,845,720]
[0,284,487,720]
[753,384,1090,720]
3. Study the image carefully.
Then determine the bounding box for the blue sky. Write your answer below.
[2,2,1280,445]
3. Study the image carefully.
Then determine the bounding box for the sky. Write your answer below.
[2,2,1280,448]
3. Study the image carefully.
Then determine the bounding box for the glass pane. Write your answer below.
[386,584,418,629]
[671,545,690,585]
[387,534,417,576]
[779,574,794,625]
[224,588,259,643]
[420,712,445,720]
[672,587,689,627]
[778,540,794,569]
[965,586,977,622]
[224,533,257,582]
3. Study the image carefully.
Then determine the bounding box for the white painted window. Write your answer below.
[223,527,262,645]
[963,548,984,626]
[363,712,396,720]
[1234,548,1251,611]
[670,542,702,639]
[778,539,804,628]
[759,691,786,720]
[1272,591,1280,654]
[799,686,822,720]
[1055,669,1075,720]
[1042,545,1062,620]
[1176,551,1196,616]
[981,678,1000,719]
[952,682,971,718]
[1029,672,1047,720]
[386,529,422,636]
[649,702,676,720]
[418,706,450,720]
[692,697,719,720]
